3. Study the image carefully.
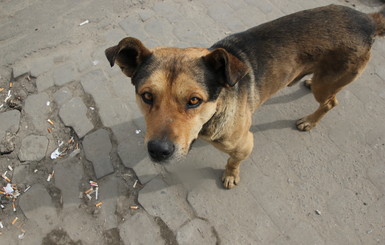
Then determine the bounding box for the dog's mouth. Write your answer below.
[148,139,196,163]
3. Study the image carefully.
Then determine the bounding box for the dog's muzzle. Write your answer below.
[147,139,175,162]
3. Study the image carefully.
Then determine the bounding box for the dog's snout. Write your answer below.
[147,139,175,162]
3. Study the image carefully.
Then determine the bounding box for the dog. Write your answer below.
[105,5,385,189]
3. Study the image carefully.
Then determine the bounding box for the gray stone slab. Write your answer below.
[138,177,190,231]
[176,219,217,245]
[59,97,93,138]
[119,15,149,41]
[0,110,21,134]
[18,184,58,233]
[367,162,385,195]
[53,86,73,105]
[98,175,119,229]
[187,176,280,244]
[18,135,49,161]
[272,221,325,245]
[80,69,133,127]
[83,128,114,179]
[53,159,84,209]
[29,58,55,77]
[120,212,164,245]
[24,92,50,132]
[36,72,54,92]
[12,62,30,78]
[53,63,76,86]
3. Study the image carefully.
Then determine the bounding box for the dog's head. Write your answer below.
[105,37,248,162]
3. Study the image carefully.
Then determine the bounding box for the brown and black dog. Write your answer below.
[106,5,385,189]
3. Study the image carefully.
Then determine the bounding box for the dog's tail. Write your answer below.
[369,8,385,36]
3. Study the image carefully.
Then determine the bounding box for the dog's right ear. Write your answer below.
[105,37,152,78]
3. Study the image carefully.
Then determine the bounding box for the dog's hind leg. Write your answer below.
[221,131,254,189]
[296,52,370,131]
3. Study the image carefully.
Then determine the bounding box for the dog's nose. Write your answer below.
[147,139,175,162]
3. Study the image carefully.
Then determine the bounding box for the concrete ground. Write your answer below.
[1,0,385,244]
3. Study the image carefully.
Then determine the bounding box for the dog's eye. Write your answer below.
[141,92,153,105]
[187,97,202,109]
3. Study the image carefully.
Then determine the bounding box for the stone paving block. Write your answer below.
[53,86,73,105]
[59,97,93,138]
[53,63,76,86]
[83,128,114,179]
[144,17,175,44]
[138,177,191,232]
[119,212,164,245]
[36,72,54,92]
[119,15,149,41]
[24,92,51,132]
[29,58,55,77]
[176,219,217,245]
[0,109,21,134]
[53,159,84,209]
[18,135,49,161]
[138,8,155,22]
[12,62,29,78]
[187,175,279,244]
[132,157,159,184]
[271,221,325,245]
[18,184,58,233]
[98,175,119,229]
[104,27,127,45]
[367,162,385,195]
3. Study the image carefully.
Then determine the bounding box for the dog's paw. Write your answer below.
[222,171,240,189]
[296,117,315,131]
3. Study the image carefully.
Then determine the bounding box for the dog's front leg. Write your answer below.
[220,131,254,189]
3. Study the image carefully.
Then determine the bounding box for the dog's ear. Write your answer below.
[203,48,249,87]
[105,37,152,78]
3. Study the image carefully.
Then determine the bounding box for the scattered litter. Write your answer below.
[92,60,99,66]
[133,180,138,188]
[0,104,3,109]
[47,128,53,133]
[130,205,139,210]
[33,169,38,173]
[135,129,141,134]
[0,221,3,229]
[95,187,99,200]
[315,210,321,215]
[50,137,78,160]
[0,204,4,209]
[24,185,31,193]
[4,90,12,103]
[89,106,95,110]
[89,181,98,187]
[11,217,18,225]
[47,119,54,126]
[46,101,50,106]
[26,75,31,81]
[0,88,4,92]
[9,82,13,88]
[1,172,11,182]
[366,229,373,234]
[18,232,25,239]
[95,201,103,207]
[7,165,13,171]
[12,200,16,212]
[79,20,89,26]
[4,183,13,193]
[47,170,55,182]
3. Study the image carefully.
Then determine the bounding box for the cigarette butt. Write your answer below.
[12,201,16,212]
[76,143,79,149]
[1,174,10,182]
[0,88,4,92]
[79,20,89,26]
[7,165,13,171]
[86,194,92,200]
[34,169,38,173]
[0,191,4,194]
[0,204,5,209]
[12,217,18,225]
[26,75,31,81]
[95,187,99,200]
[68,137,74,144]
[0,221,3,229]
[133,180,138,188]
[47,128,52,133]
[130,205,139,210]
[9,82,13,88]
[89,181,98,187]
[84,188,93,194]
[24,185,31,193]
[47,119,54,125]
[95,202,103,207]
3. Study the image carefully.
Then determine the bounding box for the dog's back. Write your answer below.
[212,5,383,104]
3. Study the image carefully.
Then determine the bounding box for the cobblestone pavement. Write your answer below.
[1,0,385,244]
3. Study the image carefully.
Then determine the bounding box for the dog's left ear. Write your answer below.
[203,48,249,87]
[105,37,152,78]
